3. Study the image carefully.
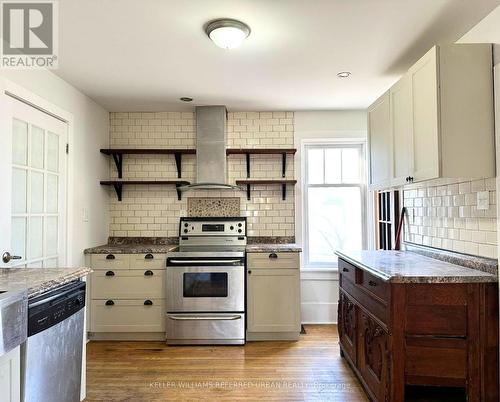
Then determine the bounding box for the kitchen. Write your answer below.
[1,1,500,401]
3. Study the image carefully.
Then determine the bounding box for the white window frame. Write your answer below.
[302,140,367,269]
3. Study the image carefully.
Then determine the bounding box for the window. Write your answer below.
[303,143,365,268]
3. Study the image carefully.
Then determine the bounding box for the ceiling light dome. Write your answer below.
[205,19,251,49]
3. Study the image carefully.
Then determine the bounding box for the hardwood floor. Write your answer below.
[85,325,369,401]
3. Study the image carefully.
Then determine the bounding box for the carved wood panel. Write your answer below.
[339,292,357,362]
[358,312,388,402]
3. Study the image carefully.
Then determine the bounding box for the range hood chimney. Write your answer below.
[179,106,240,192]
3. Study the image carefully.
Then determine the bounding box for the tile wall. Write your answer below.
[107,111,295,237]
[403,178,497,258]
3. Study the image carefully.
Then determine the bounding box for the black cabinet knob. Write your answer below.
[144,270,154,276]
[368,280,377,287]
[248,270,252,274]
[342,268,349,272]
[144,300,153,306]
[269,253,278,259]
[145,253,154,260]
[106,254,115,260]
[105,300,114,306]
[105,271,115,277]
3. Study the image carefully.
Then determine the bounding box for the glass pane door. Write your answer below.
[5,96,67,269]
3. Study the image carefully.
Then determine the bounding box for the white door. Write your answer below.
[368,91,392,188]
[0,94,67,268]
[409,46,440,182]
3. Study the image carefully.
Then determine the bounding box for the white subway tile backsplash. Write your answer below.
[404,178,497,259]
[108,111,295,237]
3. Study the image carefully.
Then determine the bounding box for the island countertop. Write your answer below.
[0,267,92,298]
[336,250,497,283]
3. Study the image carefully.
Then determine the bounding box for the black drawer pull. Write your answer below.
[342,267,349,272]
[144,270,154,276]
[144,300,153,306]
[105,300,114,306]
[106,254,115,260]
[368,280,377,287]
[269,253,278,259]
[145,253,154,260]
[105,271,115,277]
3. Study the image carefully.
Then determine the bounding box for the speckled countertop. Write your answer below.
[85,243,301,254]
[84,244,178,254]
[336,250,497,284]
[245,244,302,253]
[0,267,91,298]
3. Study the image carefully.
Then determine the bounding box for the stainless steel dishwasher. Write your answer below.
[21,281,86,402]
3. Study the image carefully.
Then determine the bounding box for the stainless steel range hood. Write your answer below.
[180,106,240,192]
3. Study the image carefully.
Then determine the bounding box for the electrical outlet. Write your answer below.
[477,191,490,210]
[82,208,89,222]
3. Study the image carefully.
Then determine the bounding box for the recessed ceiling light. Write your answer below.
[205,18,251,49]
[337,71,351,78]
[180,97,193,102]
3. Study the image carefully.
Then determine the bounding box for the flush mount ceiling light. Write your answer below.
[337,71,351,78]
[205,18,251,49]
[180,97,193,102]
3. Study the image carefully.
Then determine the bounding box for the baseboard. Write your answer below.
[301,302,338,324]
[88,332,165,341]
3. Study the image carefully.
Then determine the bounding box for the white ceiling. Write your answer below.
[55,0,500,111]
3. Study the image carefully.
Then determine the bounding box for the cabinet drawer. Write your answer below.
[338,259,357,284]
[90,299,165,332]
[340,278,389,325]
[130,253,167,270]
[91,269,164,299]
[91,254,129,270]
[359,270,390,303]
[247,252,299,269]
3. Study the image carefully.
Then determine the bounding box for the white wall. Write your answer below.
[294,111,367,323]
[0,70,110,267]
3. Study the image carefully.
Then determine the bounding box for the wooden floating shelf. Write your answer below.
[235,179,297,201]
[227,148,297,178]
[100,180,190,201]
[100,148,196,179]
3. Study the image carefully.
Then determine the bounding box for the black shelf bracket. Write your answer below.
[282,183,286,200]
[246,153,251,178]
[282,153,286,178]
[112,183,123,201]
[111,153,123,178]
[175,183,183,201]
[246,184,251,200]
[174,152,182,178]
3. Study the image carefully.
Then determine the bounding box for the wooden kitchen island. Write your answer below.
[336,250,499,402]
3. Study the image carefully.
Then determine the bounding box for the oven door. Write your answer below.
[166,257,244,312]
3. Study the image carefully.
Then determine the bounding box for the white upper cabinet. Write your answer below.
[368,91,392,188]
[368,44,495,189]
[390,73,413,186]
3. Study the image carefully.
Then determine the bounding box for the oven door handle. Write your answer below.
[168,259,242,265]
[167,314,242,321]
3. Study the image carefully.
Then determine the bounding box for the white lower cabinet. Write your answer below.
[91,299,165,332]
[0,347,20,402]
[88,253,166,339]
[246,252,301,340]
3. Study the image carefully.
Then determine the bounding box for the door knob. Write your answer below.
[2,252,22,263]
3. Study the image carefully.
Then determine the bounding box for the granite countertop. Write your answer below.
[336,250,497,284]
[85,243,302,254]
[0,267,91,298]
[84,244,178,254]
[245,244,302,253]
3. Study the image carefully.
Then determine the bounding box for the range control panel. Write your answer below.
[179,217,246,236]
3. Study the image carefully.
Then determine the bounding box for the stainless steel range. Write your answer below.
[166,217,246,345]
